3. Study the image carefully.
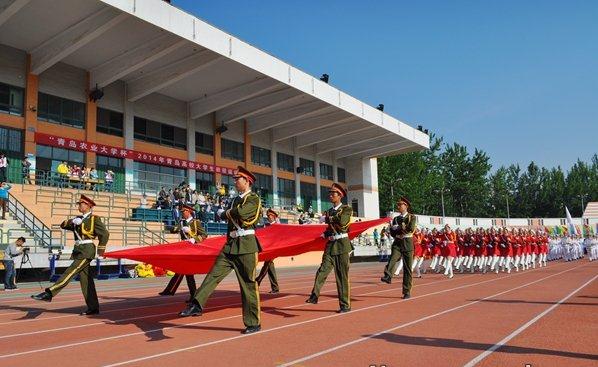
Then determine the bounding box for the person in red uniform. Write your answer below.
[473,228,486,272]
[538,231,548,267]
[411,228,426,278]
[429,228,442,273]
[454,228,465,272]
[530,230,539,269]
[462,228,474,272]
[442,224,457,278]
[512,228,523,272]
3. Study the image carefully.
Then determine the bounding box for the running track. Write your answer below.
[0,261,596,366]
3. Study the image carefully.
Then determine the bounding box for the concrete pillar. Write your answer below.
[270,131,279,207]
[293,137,301,207]
[186,103,196,190]
[123,84,135,188]
[346,157,379,218]
[315,150,321,212]
[24,54,38,156]
[332,152,339,182]
[85,72,97,166]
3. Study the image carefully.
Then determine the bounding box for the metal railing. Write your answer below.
[7,193,62,251]
[51,222,165,248]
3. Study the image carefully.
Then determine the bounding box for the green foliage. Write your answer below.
[378,139,597,219]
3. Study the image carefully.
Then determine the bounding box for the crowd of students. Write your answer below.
[369,224,596,279]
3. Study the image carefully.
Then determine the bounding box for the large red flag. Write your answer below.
[105,218,388,274]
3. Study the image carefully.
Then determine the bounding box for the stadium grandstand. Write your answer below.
[0,0,428,268]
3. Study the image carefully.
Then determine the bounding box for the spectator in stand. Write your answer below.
[56,161,69,187]
[0,153,8,183]
[0,181,11,219]
[104,170,114,192]
[21,156,32,184]
[90,167,98,180]
[140,193,149,209]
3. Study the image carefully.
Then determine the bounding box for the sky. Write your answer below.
[173,0,597,172]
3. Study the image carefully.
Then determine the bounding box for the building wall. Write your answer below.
[0,46,356,211]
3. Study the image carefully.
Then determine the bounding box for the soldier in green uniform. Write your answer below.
[31,194,109,315]
[256,208,280,294]
[381,196,416,299]
[159,204,207,301]
[305,183,353,313]
[179,166,263,334]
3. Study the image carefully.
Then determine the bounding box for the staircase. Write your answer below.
[7,184,180,250]
[0,213,35,247]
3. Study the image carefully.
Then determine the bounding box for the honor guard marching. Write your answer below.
[256,208,280,294]
[31,194,109,315]
[159,204,207,301]
[381,196,417,298]
[305,183,353,313]
[179,166,263,334]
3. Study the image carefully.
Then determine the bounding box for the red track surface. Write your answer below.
[0,261,596,366]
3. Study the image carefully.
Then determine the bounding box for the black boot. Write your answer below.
[80,308,100,315]
[31,290,52,302]
[337,306,351,313]
[305,294,318,304]
[242,325,261,334]
[179,301,202,317]
[380,276,392,284]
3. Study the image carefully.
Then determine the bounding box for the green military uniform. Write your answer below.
[48,212,109,311]
[308,203,353,310]
[161,217,207,296]
[256,219,279,293]
[382,212,417,296]
[193,190,262,328]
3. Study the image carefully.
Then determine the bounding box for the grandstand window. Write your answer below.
[133,161,187,192]
[254,173,273,207]
[35,144,85,174]
[196,172,214,192]
[96,108,123,137]
[319,163,333,180]
[473,219,478,225]
[96,155,125,193]
[299,158,314,176]
[133,116,187,149]
[300,182,317,209]
[38,92,85,128]
[337,167,346,183]
[277,177,295,207]
[195,132,214,155]
[221,138,244,161]
[277,152,294,172]
[0,82,24,116]
[96,155,123,168]
[0,127,23,155]
[251,146,271,167]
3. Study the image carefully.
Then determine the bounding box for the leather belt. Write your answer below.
[230,229,255,238]
[327,233,348,241]
[74,240,93,245]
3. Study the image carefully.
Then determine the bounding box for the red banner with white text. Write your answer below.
[34,132,236,175]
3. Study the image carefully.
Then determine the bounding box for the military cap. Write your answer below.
[397,196,411,208]
[328,183,347,198]
[76,194,96,207]
[266,208,279,218]
[181,204,195,213]
[233,165,256,185]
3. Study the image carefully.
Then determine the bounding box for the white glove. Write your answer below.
[391,225,399,230]
[182,226,191,234]
[72,217,83,226]
[319,215,326,223]
[186,238,196,244]
[217,208,225,217]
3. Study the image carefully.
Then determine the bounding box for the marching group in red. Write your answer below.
[401,224,551,278]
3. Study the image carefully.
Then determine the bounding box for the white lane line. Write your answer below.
[99,264,565,367]
[277,263,588,366]
[0,269,383,334]
[462,273,598,367]
[0,271,466,359]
